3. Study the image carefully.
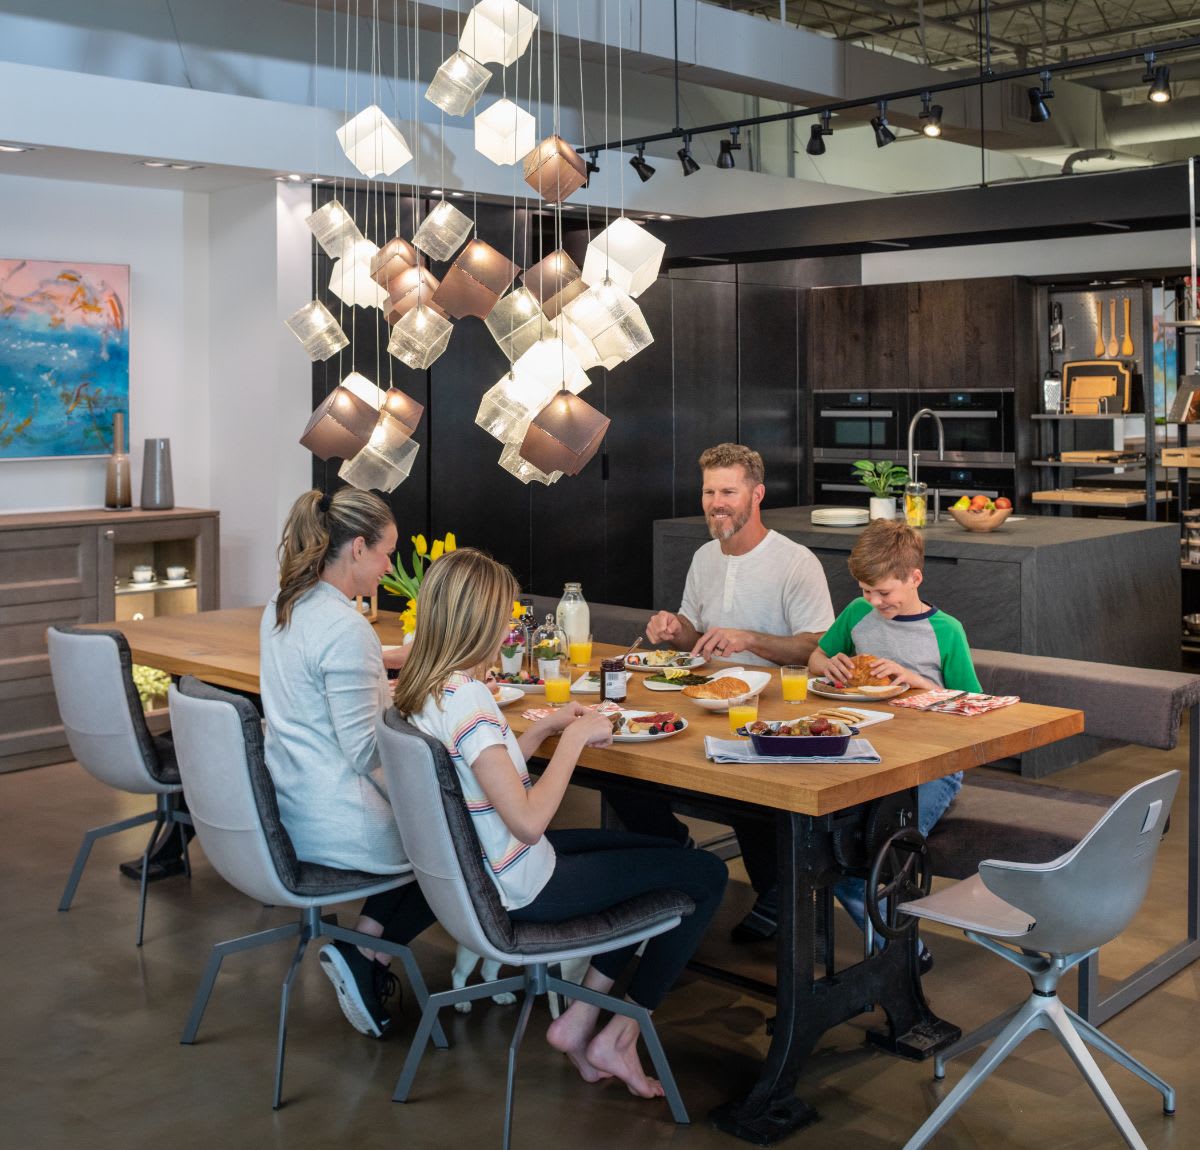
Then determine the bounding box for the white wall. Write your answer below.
[861,227,1193,283]
[0,173,210,512]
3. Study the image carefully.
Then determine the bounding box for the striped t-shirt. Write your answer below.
[409,671,555,910]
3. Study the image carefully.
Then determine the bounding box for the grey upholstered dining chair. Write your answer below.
[375,710,695,1149]
[48,625,192,947]
[898,769,1180,1150]
[168,676,445,1109]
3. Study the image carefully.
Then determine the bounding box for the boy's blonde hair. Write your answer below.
[848,519,925,586]
[392,548,518,716]
[698,443,764,487]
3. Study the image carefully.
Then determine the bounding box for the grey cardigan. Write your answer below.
[260,582,407,873]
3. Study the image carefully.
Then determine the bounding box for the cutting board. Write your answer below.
[1031,488,1168,506]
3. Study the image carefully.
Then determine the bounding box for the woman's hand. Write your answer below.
[382,643,411,672]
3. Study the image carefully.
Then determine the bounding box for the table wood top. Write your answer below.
[91,609,1084,817]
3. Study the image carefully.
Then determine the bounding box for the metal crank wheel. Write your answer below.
[865,828,932,942]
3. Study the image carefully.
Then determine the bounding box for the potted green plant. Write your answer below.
[852,460,908,520]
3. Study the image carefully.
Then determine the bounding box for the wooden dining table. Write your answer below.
[91,606,1085,1143]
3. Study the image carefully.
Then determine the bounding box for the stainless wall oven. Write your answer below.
[811,391,904,456]
[907,390,1015,464]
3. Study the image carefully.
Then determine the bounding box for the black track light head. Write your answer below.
[806,110,832,156]
[920,92,943,138]
[1029,71,1054,123]
[1149,64,1172,104]
[872,101,896,148]
[629,143,655,182]
[583,150,600,188]
[717,127,741,170]
[678,135,700,176]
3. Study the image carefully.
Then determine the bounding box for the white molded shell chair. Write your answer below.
[48,625,192,947]
[899,769,1180,1150]
[375,710,695,1147]
[168,677,445,1109]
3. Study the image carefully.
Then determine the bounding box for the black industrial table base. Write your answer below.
[708,802,960,1146]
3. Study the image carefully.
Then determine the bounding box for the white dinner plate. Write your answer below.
[811,507,869,527]
[807,678,908,702]
[493,685,524,707]
[625,652,707,673]
[571,672,603,694]
[685,668,773,712]
[491,678,545,694]
[644,673,709,693]
[161,579,191,586]
[611,710,688,743]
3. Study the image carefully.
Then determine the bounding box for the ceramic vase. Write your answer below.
[869,496,895,520]
[140,438,174,510]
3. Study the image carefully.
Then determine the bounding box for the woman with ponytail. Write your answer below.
[260,487,433,1040]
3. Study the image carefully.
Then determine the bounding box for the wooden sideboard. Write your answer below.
[0,507,220,773]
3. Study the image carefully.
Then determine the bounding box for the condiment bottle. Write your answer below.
[599,656,627,703]
[555,582,590,646]
[104,412,132,510]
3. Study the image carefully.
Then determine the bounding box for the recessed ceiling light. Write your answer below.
[285,173,303,182]
[658,214,673,220]
[310,176,326,184]
[169,163,202,171]
[0,143,35,153]
[429,188,443,195]
[141,160,170,168]
[451,191,465,198]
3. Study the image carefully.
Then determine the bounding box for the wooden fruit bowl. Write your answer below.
[948,507,1013,532]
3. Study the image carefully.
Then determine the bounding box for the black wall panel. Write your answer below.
[670,277,739,515]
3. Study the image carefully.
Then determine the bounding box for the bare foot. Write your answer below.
[585,1018,664,1099]
[546,1011,612,1083]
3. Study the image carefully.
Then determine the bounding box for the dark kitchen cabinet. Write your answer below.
[809,283,911,390]
[908,277,1036,391]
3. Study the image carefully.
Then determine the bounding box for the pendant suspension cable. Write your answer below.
[575,0,590,240]
[616,0,623,221]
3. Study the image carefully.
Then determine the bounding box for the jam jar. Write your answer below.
[599,656,627,703]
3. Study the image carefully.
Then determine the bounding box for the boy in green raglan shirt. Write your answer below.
[808,518,981,965]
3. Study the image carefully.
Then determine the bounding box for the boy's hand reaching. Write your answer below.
[821,651,859,687]
[867,658,936,692]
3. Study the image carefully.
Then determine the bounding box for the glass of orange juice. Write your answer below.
[781,666,808,703]
[569,636,593,667]
[728,701,758,735]
[543,666,571,705]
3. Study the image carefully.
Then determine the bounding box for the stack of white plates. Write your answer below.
[811,507,869,527]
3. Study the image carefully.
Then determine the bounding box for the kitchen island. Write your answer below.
[654,507,1179,776]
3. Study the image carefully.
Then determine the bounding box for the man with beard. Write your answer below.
[608,444,835,942]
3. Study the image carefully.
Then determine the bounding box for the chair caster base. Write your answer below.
[933,1069,945,1081]
[1164,1107,1175,1116]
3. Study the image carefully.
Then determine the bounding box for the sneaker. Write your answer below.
[918,945,934,976]
[731,889,779,943]
[319,941,395,1038]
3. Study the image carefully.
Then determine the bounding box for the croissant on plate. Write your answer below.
[682,676,750,700]
[843,654,892,689]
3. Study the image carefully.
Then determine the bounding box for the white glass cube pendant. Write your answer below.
[499,440,561,485]
[339,424,420,493]
[336,105,413,178]
[581,216,665,299]
[512,337,590,397]
[485,288,548,363]
[551,314,602,371]
[412,200,474,262]
[426,50,491,116]
[475,98,536,165]
[563,279,653,365]
[285,300,349,362]
[340,371,385,410]
[329,255,388,310]
[306,199,364,260]
[475,370,556,444]
[460,0,538,67]
[388,305,453,370]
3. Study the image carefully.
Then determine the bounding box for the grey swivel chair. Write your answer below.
[375,710,695,1149]
[898,770,1180,1150]
[168,676,446,1109]
[48,625,192,947]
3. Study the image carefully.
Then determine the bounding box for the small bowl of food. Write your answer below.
[682,670,771,712]
[947,506,1013,533]
[742,717,856,756]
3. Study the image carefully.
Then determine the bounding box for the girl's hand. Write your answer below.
[540,700,591,733]
[565,711,614,749]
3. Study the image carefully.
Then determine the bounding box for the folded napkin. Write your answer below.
[704,736,881,765]
[890,690,1020,715]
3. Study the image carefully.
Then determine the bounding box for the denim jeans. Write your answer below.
[835,772,962,934]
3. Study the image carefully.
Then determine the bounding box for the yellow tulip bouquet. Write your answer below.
[380,532,457,634]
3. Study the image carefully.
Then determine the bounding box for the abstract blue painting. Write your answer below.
[0,259,130,459]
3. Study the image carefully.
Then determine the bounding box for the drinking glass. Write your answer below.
[728,701,758,735]
[544,667,571,705]
[569,636,593,667]
[781,666,808,703]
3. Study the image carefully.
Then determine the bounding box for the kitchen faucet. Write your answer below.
[907,407,946,522]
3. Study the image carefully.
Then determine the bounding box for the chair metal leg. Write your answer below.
[135,815,164,948]
[1044,998,1149,1150]
[180,921,302,1044]
[393,979,526,1103]
[546,975,691,1125]
[903,996,1048,1150]
[1063,1005,1176,1112]
[58,810,157,912]
[933,1005,1021,1080]
[272,936,310,1110]
[502,989,536,1150]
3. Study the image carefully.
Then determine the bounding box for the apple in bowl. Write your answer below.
[948,494,1013,532]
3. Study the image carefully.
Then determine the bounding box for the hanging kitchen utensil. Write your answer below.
[1121,297,1134,357]
[1049,302,1064,354]
[1107,298,1119,358]
[1093,300,1105,357]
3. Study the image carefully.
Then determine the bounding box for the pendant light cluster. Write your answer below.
[287,0,664,489]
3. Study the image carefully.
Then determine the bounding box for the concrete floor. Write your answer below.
[3,744,1198,1150]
